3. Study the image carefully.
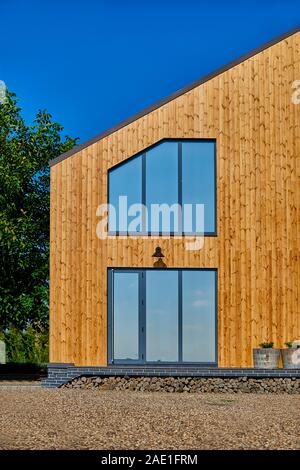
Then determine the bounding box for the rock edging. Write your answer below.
[62,376,300,393]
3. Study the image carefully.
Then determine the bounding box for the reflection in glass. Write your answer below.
[182,270,216,362]
[109,157,142,232]
[108,140,216,235]
[146,142,178,233]
[113,272,139,360]
[182,141,215,233]
[146,270,178,361]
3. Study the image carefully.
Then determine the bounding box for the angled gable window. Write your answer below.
[108,139,216,235]
[108,155,142,234]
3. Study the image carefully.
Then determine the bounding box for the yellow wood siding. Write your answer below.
[49,33,300,367]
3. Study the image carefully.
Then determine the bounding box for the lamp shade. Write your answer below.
[152,246,164,258]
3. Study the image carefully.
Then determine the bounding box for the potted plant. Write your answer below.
[281,340,300,369]
[253,342,280,369]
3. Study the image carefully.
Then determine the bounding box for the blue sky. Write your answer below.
[0,0,299,143]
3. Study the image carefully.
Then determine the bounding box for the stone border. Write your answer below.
[43,364,300,388]
[62,375,300,393]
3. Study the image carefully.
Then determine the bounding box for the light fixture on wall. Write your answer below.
[152,246,167,268]
[152,246,164,258]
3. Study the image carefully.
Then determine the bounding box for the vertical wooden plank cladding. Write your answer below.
[50,32,300,367]
[49,166,57,362]
[292,35,300,341]
[64,158,72,362]
[98,140,108,365]
[56,162,63,361]
[69,155,78,363]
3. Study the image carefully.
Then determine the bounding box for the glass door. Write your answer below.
[146,270,179,362]
[110,270,142,363]
[108,268,217,365]
[182,270,216,362]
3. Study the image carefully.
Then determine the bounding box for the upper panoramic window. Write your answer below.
[108,139,216,235]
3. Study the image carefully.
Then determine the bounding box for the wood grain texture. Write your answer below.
[50,33,300,367]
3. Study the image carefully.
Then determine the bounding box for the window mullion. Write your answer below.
[139,270,146,362]
[142,153,146,234]
[178,142,183,235]
[178,270,183,362]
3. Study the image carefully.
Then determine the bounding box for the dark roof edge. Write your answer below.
[50,25,300,167]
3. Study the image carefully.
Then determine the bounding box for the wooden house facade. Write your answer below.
[49,27,300,371]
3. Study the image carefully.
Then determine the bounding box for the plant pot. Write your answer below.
[282,348,300,369]
[253,348,280,369]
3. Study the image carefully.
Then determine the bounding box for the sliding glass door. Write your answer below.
[108,269,217,365]
[182,271,216,363]
[146,271,179,362]
[112,271,141,363]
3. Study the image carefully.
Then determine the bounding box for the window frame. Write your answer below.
[107,267,218,367]
[107,138,217,236]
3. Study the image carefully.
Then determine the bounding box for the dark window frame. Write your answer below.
[107,267,218,367]
[107,138,217,237]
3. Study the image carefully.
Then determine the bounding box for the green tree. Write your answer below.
[0,91,77,330]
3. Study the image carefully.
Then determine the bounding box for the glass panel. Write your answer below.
[113,272,139,360]
[182,270,216,362]
[146,142,178,233]
[146,271,178,362]
[109,156,142,233]
[182,141,215,233]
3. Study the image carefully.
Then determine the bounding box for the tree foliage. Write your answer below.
[0,91,77,329]
[0,326,49,363]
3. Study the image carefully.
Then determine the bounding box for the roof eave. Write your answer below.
[50,25,300,167]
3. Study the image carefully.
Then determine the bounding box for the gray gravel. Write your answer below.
[0,388,299,450]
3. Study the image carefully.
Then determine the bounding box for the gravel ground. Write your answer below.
[0,380,41,385]
[0,387,299,450]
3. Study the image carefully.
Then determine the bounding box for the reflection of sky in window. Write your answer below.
[182,271,216,362]
[109,140,215,234]
[109,157,142,232]
[182,142,215,233]
[112,269,216,363]
[113,272,139,360]
[146,142,178,233]
[146,270,178,361]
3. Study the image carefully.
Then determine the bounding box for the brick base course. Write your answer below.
[43,364,300,392]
